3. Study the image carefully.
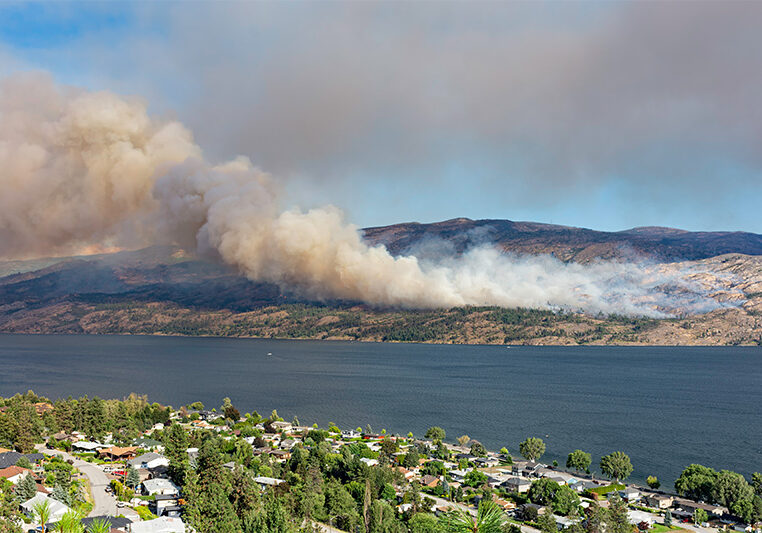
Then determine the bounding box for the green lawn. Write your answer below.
[586,483,626,497]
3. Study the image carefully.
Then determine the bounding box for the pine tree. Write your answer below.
[163,423,190,485]
[126,467,141,489]
[606,494,632,533]
[51,484,73,507]
[16,473,37,502]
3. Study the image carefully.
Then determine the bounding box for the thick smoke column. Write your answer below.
[0,73,200,258]
[0,74,716,316]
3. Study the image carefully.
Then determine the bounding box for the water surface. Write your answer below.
[0,334,759,485]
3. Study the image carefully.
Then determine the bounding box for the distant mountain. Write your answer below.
[0,218,760,344]
[363,218,762,262]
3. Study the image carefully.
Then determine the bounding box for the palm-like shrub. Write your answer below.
[439,500,506,533]
[86,518,112,533]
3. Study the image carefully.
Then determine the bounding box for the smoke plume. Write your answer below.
[0,74,721,316]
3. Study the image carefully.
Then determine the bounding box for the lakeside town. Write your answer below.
[0,392,760,533]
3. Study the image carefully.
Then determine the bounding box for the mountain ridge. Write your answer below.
[362,217,762,262]
[0,217,760,345]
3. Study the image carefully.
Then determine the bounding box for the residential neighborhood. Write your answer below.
[0,392,760,533]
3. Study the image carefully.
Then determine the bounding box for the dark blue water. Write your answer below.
[0,334,759,486]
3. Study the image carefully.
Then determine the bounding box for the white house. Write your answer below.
[628,510,655,527]
[619,487,641,502]
[142,478,181,496]
[0,466,31,485]
[254,476,285,489]
[271,421,293,432]
[129,516,186,532]
[128,452,170,470]
[21,494,71,522]
[72,441,105,452]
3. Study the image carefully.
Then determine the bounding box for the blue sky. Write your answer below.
[1,1,761,233]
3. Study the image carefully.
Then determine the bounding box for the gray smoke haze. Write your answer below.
[65,1,761,225]
[0,73,724,317]
[2,3,762,231]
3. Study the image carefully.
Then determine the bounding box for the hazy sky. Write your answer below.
[1,1,761,233]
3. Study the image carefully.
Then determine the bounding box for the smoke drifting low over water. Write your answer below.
[0,73,724,316]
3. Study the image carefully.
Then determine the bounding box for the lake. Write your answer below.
[0,334,759,486]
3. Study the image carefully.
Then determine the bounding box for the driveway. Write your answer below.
[37,446,117,517]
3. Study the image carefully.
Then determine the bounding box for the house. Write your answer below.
[396,467,416,481]
[674,498,728,516]
[99,446,138,461]
[474,456,500,468]
[548,476,568,486]
[618,488,641,502]
[34,402,54,415]
[128,452,169,470]
[514,461,545,477]
[341,430,361,439]
[628,510,655,526]
[270,421,293,432]
[556,515,583,529]
[494,498,517,511]
[254,476,285,489]
[570,480,599,493]
[643,493,673,509]
[128,516,186,532]
[134,437,164,451]
[24,453,44,468]
[0,465,31,484]
[420,475,440,488]
[154,494,182,517]
[449,470,469,483]
[81,516,132,532]
[360,458,379,467]
[0,451,23,469]
[21,493,71,522]
[501,477,532,493]
[142,478,181,496]
[73,441,106,452]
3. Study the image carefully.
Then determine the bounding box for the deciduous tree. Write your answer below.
[426,427,446,443]
[600,452,633,482]
[674,464,718,502]
[566,450,591,472]
[536,510,558,533]
[519,437,546,462]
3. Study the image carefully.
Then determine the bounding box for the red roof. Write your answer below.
[0,465,31,479]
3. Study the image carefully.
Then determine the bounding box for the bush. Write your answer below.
[134,505,157,520]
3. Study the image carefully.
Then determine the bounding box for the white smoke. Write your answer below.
[0,73,723,316]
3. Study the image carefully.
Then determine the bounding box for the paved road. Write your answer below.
[37,446,117,517]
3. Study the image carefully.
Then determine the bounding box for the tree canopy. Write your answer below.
[519,437,546,462]
[599,451,633,482]
[566,450,591,472]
